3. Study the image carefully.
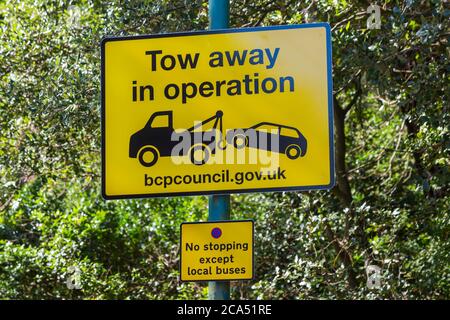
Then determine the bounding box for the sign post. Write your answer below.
[208,0,231,301]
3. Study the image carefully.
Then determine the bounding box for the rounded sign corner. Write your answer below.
[101,189,110,200]
[327,174,336,190]
[100,37,112,51]
[318,22,332,32]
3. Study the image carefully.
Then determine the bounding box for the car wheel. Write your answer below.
[233,134,248,149]
[286,144,301,160]
[138,146,159,167]
[189,144,210,165]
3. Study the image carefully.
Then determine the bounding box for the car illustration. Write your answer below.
[226,122,307,159]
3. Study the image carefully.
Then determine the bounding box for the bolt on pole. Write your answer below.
[208,0,231,301]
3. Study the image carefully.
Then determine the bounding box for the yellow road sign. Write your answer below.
[180,220,254,282]
[101,23,334,199]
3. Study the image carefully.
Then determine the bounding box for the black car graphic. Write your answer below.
[226,122,307,159]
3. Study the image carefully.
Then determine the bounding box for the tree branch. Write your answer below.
[333,95,353,206]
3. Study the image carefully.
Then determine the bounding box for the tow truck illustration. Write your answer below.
[129,110,307,167]
[129,110,225,167]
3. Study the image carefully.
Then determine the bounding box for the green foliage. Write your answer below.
[1,0,449,299]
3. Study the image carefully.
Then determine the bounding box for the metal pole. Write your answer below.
[209,0,229,30]
[207,196,230,299]
[208,0,230,301]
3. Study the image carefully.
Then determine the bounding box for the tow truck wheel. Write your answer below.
[286,144,301,160]
[233,134,248,149]
[189,144,210,165]
[138,146,159,167]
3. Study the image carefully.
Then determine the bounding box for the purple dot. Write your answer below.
[211,227,222,239]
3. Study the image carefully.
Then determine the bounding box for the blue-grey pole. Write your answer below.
[208,0,230,301]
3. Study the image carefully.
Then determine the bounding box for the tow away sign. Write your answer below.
[180,220,254,282]
[101,23,334,199]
